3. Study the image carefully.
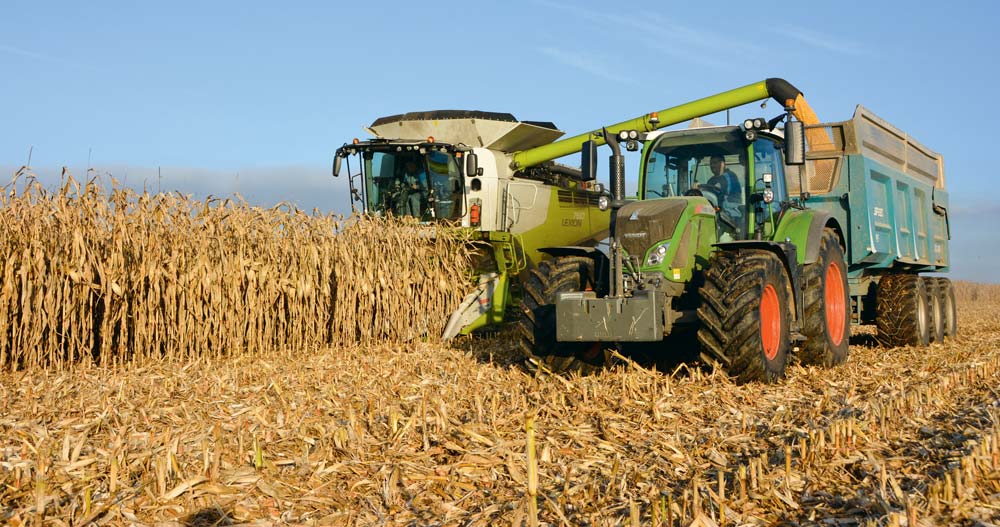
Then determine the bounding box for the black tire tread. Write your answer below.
[697,249,790,384]
[876,273,929,347]
[517,256,603,375]
[799,228,850,367]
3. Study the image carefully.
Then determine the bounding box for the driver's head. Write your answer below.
[710,155,726,177]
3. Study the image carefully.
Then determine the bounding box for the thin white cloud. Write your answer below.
[0,43,72,65]
[776,28,863,55]
[533,0,759,71]
[539,47,636,84]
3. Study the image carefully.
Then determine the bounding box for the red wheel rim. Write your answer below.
[760,284,781,360]
[825,262,846,346]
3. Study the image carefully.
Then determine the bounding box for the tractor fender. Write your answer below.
[773,210,843,265]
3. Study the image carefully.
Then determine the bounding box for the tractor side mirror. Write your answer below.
[332,154,342,177]
[785,120,806,166]
[580,140,598,181]
[466,152,482,177]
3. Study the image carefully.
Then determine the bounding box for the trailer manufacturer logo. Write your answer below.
[629,211,640,221]
[561,218,583,227]
[873,207,885,218]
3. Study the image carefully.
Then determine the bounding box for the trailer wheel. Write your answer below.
[697,250,791,384]
[799,228,850,367]
[876,274,930,347]
[925,277,944,343]
[517,256,604,374]
[934,277,958,338]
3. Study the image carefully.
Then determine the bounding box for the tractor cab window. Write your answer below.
[751,138,787,205]
[363,150,464,221]
[643,131,748,238]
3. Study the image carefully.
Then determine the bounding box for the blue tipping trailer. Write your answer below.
[791,106,952,334]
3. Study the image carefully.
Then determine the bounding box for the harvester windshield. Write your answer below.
[361,149,464,221]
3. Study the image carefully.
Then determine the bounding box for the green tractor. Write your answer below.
[520,80,953,383]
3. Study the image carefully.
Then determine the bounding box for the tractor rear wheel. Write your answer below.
[925,277,945,343]
[698,250,791,384]
[876,273,930,347]
[799,228,850,367]
[517,256,604,374]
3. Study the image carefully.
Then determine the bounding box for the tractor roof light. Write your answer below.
[427,136,435,144]
[352,138,360,145]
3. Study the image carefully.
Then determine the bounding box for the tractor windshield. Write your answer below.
[362,149,464,221]
[643,130,748,238]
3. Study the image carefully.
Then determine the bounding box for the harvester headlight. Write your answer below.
[743,119,754,130]
[618,130,629,141]
[646,243,669,266]
[628,130,639,140]
[597,195,610,211]
[754,118,765,129]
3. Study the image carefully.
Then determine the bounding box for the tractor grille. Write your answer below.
[615,199,687,259]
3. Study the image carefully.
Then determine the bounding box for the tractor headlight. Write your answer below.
[763,189,774,203]
[646,243,669,266]
[597,195,610,211]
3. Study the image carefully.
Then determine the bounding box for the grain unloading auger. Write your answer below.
[332,79,832,340]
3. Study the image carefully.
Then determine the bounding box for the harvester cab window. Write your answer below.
[363,150,464,222]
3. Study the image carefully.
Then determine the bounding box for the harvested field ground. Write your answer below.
[2,289,999,526]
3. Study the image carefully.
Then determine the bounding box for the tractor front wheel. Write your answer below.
[517,256,605,374]
[698,250,791,384]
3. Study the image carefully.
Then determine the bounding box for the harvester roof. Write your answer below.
[367,110,565,153]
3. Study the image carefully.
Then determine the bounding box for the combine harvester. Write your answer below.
[523,79,954,382]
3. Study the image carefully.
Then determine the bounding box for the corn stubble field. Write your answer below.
[1,177,999,526]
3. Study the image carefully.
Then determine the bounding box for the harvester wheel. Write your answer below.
[799,228,850,367]
[517,256,604,375]
[934,277,958,338]
[925,277,944,343]
[697,250,791,384]
[876,273,929,347]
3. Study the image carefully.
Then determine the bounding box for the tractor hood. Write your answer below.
[367,110,565,152]
[615,199,689,259]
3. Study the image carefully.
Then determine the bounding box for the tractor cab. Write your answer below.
[640,124,790,242]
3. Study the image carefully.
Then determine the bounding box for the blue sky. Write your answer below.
[2,1,998,282]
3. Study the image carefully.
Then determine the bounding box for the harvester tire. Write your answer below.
[934,277,958,338]
[697,249,791,384]
[925,277,944,343]
[799,228,850,367]
[876,273,929,347]
[517,256,604,375]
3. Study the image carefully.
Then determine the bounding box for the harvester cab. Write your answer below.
[332,110,613,339]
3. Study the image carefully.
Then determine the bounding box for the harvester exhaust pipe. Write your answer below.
[604,128,626,210]
[603,128,626,298]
